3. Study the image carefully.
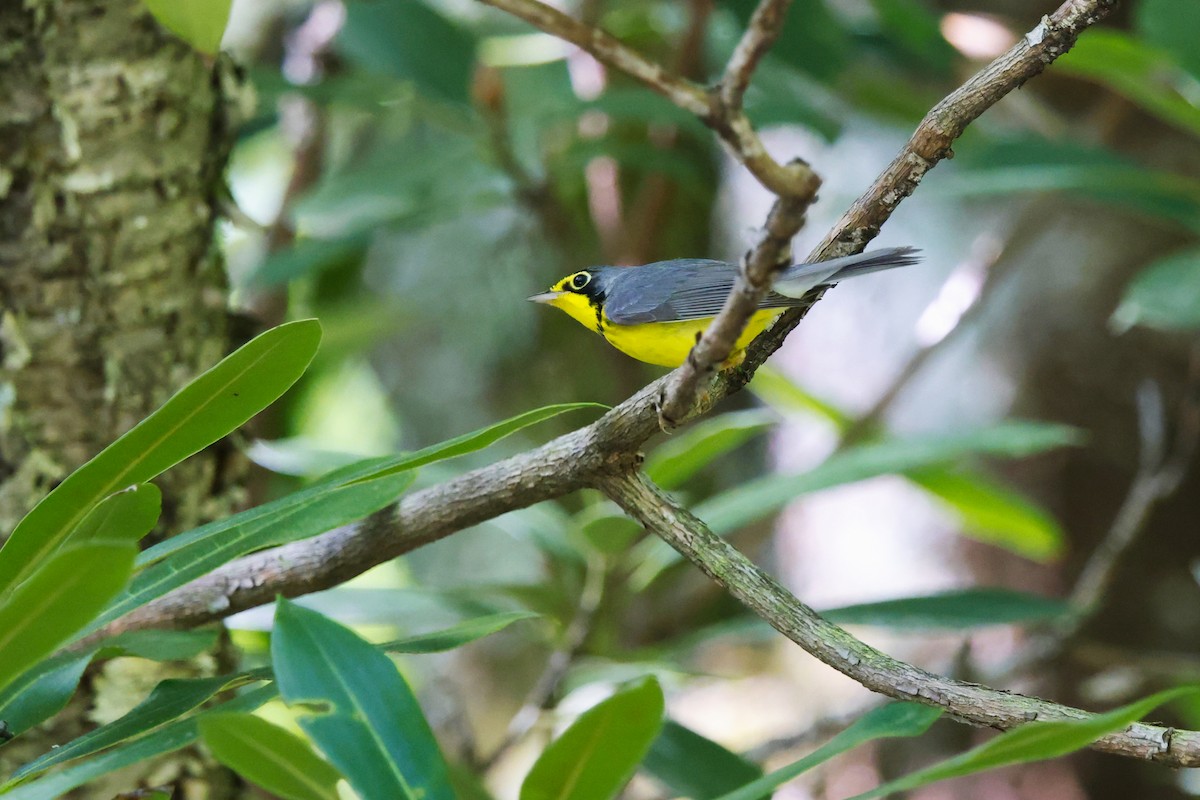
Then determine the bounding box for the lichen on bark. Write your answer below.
[0,0,247,795]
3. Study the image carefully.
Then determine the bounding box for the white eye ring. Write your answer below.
[570,272,591,290]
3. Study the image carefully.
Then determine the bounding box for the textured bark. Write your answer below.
[0,0,242,794]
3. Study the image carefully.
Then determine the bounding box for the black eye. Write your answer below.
[570,272,591,291]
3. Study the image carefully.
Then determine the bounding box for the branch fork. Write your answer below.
[84,0,1193,771]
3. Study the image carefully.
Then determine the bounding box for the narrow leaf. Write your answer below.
[821,588,1069,629]
[520,677,665,800]
[9,674,258,784]
[715,703,942,800]
[1111,247,1200,333]
[0,320,321,596]
[646,411,776,490]
[850,687,1199,799]
[0,651,95,739]
[0,542,136,695]
[340,402,608,486]
[67,484,161,545]
[201,713,342,800]
[749,367,854,432]
[909,468,1064,560]
[643,721,763,800]
[1057,30,1200,138]
[0,630,218,740]
[379,611,539,654]
[0,684,276,800]
[143,0,234,53]
[698,421,1081,536]
[273,599,456,800]
[632,422,1081,587]
[87,471,413,635]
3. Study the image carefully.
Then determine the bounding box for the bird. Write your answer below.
[528,246,921,368]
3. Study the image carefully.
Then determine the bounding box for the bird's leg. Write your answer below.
[653,386,677,433]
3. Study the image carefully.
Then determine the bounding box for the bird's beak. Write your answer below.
[527,291,562,305]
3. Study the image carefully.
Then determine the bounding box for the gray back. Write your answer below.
[595,259,800,324]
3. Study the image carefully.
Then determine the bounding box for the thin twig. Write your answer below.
[734,0,1121,381]
[475,0,813,197]
[478,552,607,771]
[599,469,1200,767]
[1063,349,1200,635]
[478,0,708,115]
[656,191,817,427]
[719,0,793,111]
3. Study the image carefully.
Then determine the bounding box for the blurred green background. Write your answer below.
[215,0,1200,796]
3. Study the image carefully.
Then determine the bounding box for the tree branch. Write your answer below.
[93,0,1114,645]
[735,0,1121,378]
[599,469,1200,767]
[475,0,813,197]
[719,0,792,111]
[75,0,1178,769]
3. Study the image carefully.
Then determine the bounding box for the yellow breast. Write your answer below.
[599,308,785,367]
[540,290,782,367]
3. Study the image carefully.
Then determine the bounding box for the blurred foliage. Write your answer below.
[11,0,1200,796]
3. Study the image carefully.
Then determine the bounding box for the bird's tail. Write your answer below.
[822,246,922,281]
[773,246,921,297]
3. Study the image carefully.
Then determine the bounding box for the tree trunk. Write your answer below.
[0,0,245,794]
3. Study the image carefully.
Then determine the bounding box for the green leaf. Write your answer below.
[1135,0,1200,79]
[938,138,1200,233]
[749,367,853,432]
[821,588,1069,629]
[67,484,161,545]
[1112,247,1200,333]
[849,687,1200,799]
[87,470,414,636]
[520,677,664,800]
[0,631,218,740]
[698,421,1081,534]
[0,684,276,800]
[645,411,776,490]
[1057,30,1200,138]
[338,0,476,104]
[101,629,222,661]
[721,0,850,81]
[866,0,956,74]
[249,234,370,288]
[715,703,942,800]
[631,422,1081,587]
[337,402,607,486]
[380,611,539,654]
[0,651,94,738]
[0,542,135,696]
[909,467,1064,560]
[643,721,763,800]
[201,713,343,800]
[0,320,321,596]
[142,0,232,54]
[576,506,644,555]
[8,674,254,785]
[272,599,456,800]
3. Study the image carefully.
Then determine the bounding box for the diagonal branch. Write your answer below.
[91,0,1116,645]
[663,0,1121,423]
[599,468,1200,767]
[732,0,1121,381]
[73,0,1186,769]
[476,0,813,197]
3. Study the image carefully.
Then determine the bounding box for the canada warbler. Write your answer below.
[529,247,920,367]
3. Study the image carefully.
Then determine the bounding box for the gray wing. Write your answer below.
[600,259,801,324]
